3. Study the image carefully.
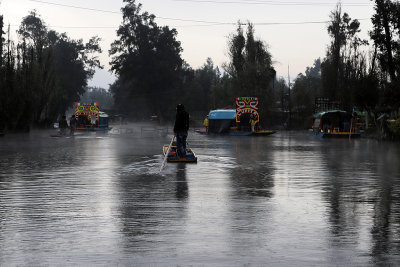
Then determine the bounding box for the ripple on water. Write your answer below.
[1,131,400,265]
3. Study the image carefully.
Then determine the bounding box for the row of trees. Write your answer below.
[3,0,400,133]
[111,0,400,131]
[292,0,400,130]
[109,0,277,124]
[1,0,277,132]
[0,11,102,132]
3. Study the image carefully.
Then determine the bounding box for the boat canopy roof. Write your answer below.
[209,109,236,120]
[312,110,350,119]
[99,111,109,118]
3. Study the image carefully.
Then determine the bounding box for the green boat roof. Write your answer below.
[99,111,109,118]
[312,110,348,118]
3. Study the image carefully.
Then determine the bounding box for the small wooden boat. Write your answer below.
[74,102,112,132]
[252,130,276,136]
[310,110,361,138]
[197,98,276,137]
[163,142,197,163]
[229,130,276,136]
[229,131,252,136]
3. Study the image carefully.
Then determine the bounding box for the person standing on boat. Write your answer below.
[69,115,77,134]
[250,114,257,133]
[203,115,209,133]
[174,104,190,158]
[58,115,68,135]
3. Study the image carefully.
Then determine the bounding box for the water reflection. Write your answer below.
[1,129,400,265]
[176,163,188,200]
[114,143,189,256]
[318,138,400,264]
[230,137,274,198]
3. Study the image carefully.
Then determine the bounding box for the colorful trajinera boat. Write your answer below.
[74,102,111,131]
[310,110,360,138]
[197,97,275,136]
[163,142,197,163]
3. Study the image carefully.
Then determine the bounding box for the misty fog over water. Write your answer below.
[0,124,400,266]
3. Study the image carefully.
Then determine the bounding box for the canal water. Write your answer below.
[0,125,400,266]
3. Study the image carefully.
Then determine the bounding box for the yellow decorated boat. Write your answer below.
[310,110,360,138]
[74,102,111,131]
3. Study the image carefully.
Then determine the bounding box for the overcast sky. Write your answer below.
[1,0,375,88]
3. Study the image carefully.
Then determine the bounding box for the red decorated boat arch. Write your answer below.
[235,97,259,123]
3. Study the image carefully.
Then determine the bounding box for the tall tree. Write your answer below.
[212,74,233,109]
[0,15,4,67]
[321,4,366,110]
[0,11,102,131]
[370,0,397,82]
[369,0,400,111]
[292,58,322,119]
[225,22,276,123]
[109,0,184,119]
[17,11,49,126]
[193,58,219,111]
[17,10,47,61]
[15,12,102,126]
[0,15,5,131]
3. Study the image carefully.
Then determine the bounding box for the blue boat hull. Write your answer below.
[163,144,198,163]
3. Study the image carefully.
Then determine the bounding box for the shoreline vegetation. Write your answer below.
[2,1,400,141]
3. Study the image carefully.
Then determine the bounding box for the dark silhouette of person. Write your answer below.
[173,104,190,158]
[69,115,77,134]
[58,115,68,135]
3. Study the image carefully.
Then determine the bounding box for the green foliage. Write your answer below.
[108,2,277,123]
[79,87,114,109]
[210,72,234,110]
[0,11,102,131]
[293,58,322,117]
[370,0,398,82]
[0,15,4,131]
[0,15,4,67]
[224,22,276,125]
[225,22,275,96]
[109,0,183,119]
[370,0,400,110]
[321,4,372,111]
[18,10,47,52]
[183,58,221,112]
[290,59,323,128]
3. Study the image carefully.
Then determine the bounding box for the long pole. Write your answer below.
[349,117,353,140]
[160,135,175,172]
[349,108,355,140]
